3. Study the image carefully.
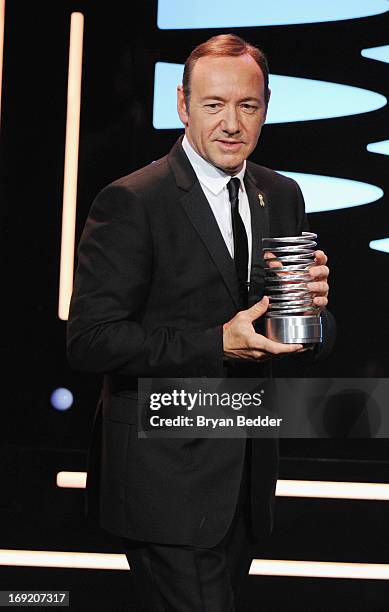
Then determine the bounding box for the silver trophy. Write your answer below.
[262,232,322,344]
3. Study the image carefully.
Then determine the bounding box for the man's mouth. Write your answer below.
[216,140,243,151]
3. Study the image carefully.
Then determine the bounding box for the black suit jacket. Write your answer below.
[67,136,335,547]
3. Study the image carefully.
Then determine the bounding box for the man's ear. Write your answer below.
[177,85,189,126]
[264,87,271,121]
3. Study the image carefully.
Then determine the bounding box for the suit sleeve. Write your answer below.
[67,185,224,377]
[293,180,336,363]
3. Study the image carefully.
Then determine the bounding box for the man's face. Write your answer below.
[177,54,268,175]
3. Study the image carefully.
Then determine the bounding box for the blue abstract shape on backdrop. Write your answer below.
[361,45,389,64]
[265,75,386,124]
[158,0,388,29]
[367,140,389,156]
[152,63,387,129]
[370,239,389,254]
[277,172,383,213]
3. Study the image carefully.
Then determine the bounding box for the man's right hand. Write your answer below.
[223,296,304,361]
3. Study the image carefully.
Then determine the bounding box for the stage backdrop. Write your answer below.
[1,2,388,460]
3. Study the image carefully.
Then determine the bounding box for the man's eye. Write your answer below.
[241,104,258,113]
[204,103,222,110]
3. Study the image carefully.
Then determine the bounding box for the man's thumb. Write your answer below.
[247,296,269,320]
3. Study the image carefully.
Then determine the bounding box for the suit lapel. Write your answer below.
[168,137,241,309]
[180,183,241,309]
[244,168,269,305]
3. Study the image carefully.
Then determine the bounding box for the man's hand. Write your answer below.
[223,296,304,361]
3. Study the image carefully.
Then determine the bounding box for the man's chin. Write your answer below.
[206,150,240,171]
[215,159,243,175]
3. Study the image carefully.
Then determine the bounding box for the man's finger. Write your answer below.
[307,280,329,294]
[264,251,282,269]
[309,265,329,279]
[245,296,270,321]
[314,250,328,265]
[313,296,328,307]
[256,336,304,355]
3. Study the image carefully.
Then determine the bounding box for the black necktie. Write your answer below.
[227,177,249,309]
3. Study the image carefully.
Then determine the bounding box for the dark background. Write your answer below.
[2,1,388,456]
[1,3,389,610]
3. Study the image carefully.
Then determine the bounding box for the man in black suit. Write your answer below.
[67,34,333,611]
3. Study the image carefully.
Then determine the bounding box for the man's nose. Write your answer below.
[221,107,240,135]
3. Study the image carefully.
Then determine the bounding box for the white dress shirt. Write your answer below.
[182,135,252,283]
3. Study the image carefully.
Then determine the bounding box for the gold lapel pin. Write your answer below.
[258,193,265,207]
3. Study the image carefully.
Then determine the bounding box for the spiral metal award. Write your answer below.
[262,232,322,344]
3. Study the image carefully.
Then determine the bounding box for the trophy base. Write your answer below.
[265,315,322,344]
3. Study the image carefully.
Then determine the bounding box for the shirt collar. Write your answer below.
[182,134,246,196]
